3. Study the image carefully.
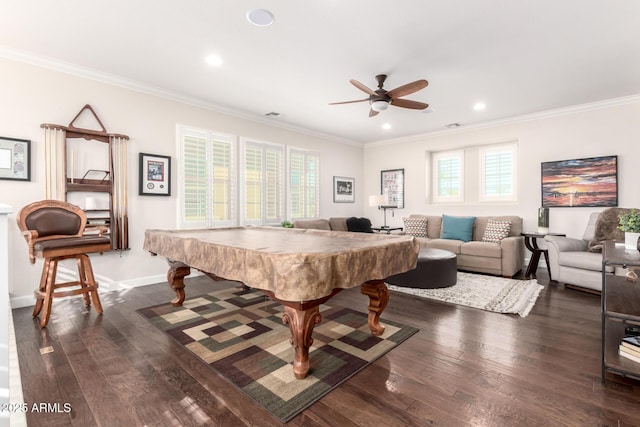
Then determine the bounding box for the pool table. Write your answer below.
[143,226,419,378]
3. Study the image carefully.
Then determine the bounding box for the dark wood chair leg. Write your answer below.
[39,258,58,328]
[77,256,91,307]
[32,259,50,318]
[81,255,103,314]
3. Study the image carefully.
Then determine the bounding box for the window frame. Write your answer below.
[287,147,321,220]
[431,149,465,203]
[177,125,237,229]
[479,142,518,203]
[240,137,285,226]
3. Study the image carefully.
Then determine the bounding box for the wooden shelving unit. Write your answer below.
[41,105,130,251]
[601,240,640,381]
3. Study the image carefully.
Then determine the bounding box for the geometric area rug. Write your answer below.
[137,285,418,422]
[387,272,544,317]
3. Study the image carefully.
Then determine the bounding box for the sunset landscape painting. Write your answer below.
[541,155,618,207]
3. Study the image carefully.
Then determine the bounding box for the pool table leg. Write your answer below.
[282,305,322,379]
[167,262,191,306]
[360,280,389,336]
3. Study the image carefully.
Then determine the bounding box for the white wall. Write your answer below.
[364,100,640,239]
[0,58,365,307]
[4,56,639,308]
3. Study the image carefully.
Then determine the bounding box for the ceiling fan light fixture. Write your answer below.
[371,100,389,112]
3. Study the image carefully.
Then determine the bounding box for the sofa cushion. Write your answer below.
[461,241,502,258]
[473,216,523,240]
[426,238,463,254]
[410,214,442,238]
[441,215,476,242]
[558,251,603,272]
[346,217,373,233]
[293,219,331,230]
[482,219,512,242]
[328,217,348,231]
[403,217,428,237]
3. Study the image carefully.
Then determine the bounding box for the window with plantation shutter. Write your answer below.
[432,150,464,203]
[427,141,518,205]
[480,143,517,202]
[178,126,236,228]
[242,139,284,225]
[289,149,320,220]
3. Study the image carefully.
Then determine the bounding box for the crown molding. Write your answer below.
[366,93,640,148]
[4,46,638,150]
[0,46,362,148]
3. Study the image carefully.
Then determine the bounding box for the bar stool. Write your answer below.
[16,200,111,327]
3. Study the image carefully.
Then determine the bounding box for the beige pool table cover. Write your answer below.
[143,226,419,302]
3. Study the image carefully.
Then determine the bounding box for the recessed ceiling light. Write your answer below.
[247,9,275,26]
[473,102,486,111]
[205,54,223,67]
[445,123,461,128]
[265,112,281,118]
[382,123,392,130]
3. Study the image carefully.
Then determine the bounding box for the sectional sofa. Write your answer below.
[292,217,350,231]
[293,214,525,277]
[403,214,524,277]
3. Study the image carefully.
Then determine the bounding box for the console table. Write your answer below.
[602,240,640,382]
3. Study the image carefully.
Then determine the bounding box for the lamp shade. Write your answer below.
[368,194,386,207]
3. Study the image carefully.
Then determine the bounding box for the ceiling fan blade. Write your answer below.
[368,109,379,117]
[387,79,428,99]
[328,98,369,105]
[350,79,377,96]
[390,98,429,110]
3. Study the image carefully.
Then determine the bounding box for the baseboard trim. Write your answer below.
[10,270,203,309]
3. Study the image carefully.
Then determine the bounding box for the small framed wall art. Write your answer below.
[333,176,355,203]
[139,153,171,196]
[0,136,31,181]
[381,168,404,208]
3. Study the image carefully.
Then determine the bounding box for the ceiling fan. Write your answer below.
[329,74,429,117]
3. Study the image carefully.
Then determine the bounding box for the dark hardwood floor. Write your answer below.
[12,268,640,426]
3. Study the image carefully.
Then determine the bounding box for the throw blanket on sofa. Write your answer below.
[589,207,629,252]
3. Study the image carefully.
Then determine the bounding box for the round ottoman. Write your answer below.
[386,248,457,289]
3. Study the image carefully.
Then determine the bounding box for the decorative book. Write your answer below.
[620,342,640,357]
[619,347,640,364]
[622,335,640,348]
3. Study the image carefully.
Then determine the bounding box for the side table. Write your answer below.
[521,232,565,279]
[372,226,403,234]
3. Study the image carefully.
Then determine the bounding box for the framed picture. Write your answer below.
[381,168,404,208]
[0,137,31,181]
[333,176,355,203]
[541,155,617,207]
[139,153,171,196]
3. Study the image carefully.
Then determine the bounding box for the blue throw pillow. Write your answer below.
[441,215,476,242]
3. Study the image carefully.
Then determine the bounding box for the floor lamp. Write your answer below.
[369,194,390,228]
